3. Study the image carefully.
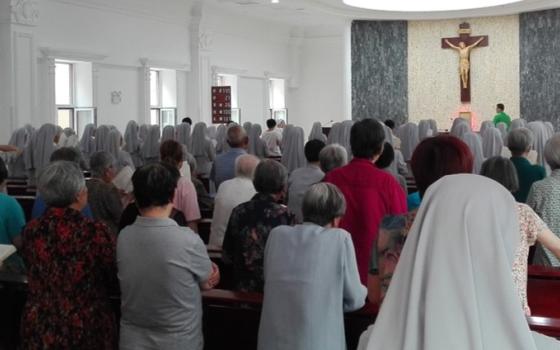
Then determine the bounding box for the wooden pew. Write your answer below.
[2,271,560,349]
[201,289,377,350]
[13,195,35,222]
[7,185,35,196]
[528,265,560,280]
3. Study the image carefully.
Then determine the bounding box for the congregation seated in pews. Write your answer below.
[2,115,560,349]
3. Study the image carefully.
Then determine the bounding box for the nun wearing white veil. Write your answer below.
[327,122,342,145]
[462,132,485,174]
[308,122,327,143]
[95,125,112,152]
[497,122,508,139]
[511,119,526,130]
[281,126,306,173]
[451,121,471,140]
[527,121,551,171]
[215,124,228,154]
[161,125,176,142]
[140,125,161,164]
[123,120,143,167]
[243,122,253,136]
[428,119,438,136]
[176,122,192,152]
[399,123,419,161]
[479,120,494,137]
[248,123,267,158]
[79,124,96,167]
[7,128,29,178]
[107,129,135,171]
[28,124,61,180]
[417,120,432,140]
[450,117,469,136]
[482,127,505,158]
[139,124,150,144]
[339,120,354,159]
[357,174,560,350]
[544,122,555,139]
[191,122,216,177]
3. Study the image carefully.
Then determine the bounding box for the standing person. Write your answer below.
[140,125,161,164]
[262,119,282,157]
[282,126,306,173]
[0,157,26,271]
[492,103,512,128]
[325,119,407,284]
[357,175,560,350]
[258,183,366,350]
[107,129,135,172]
[21,161,118,349]
[528,134,560,267]
[123,121,143,168]
[86,152,123,236]
[287,140,325,221]
[308,122,327,143]
[160,140,201,232]
[506,128,545,202]
[223,160,297,292]
[191,122,216,178]
[248,124,267,158]
[210,125,248,189]
[118,163,219,350]
[209,154,260,248]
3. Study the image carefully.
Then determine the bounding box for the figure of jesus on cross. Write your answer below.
[442,23,489,102]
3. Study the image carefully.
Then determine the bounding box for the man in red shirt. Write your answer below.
[325,119,407,284]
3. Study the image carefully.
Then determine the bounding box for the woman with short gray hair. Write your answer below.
[20,160,118,349]
[507,128,546,202]
[319,144,348,174]
[223,160,297,292]
[258,183,366,350]
[528,133,560,267]
[87,151,123,235]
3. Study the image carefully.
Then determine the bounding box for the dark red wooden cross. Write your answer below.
[441,23,489,103]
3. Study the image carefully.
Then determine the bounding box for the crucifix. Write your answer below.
[441,23,489,102]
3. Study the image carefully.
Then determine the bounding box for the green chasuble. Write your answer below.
[493,112,512,128]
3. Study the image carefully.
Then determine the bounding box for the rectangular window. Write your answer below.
[55,62,72,106]
[150,68,177,129]
[55,60,96,135]
[269,78,287,123]
[150,70,160,108]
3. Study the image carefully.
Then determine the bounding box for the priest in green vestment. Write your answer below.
[492,103,512,128]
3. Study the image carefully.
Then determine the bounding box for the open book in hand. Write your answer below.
[112,166,134,194]
[0,244,17,264]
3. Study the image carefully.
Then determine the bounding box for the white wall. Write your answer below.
[30,0,191,128]
[96,65,139,132]
[288,26,347,135]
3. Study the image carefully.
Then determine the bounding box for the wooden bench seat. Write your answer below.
[2,270,560,349]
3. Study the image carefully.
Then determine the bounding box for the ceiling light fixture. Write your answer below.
[342,0,522,12]
[272,0,279,3]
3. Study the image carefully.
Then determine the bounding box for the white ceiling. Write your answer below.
[211,0,560,26]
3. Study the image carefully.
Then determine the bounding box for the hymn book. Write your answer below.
[112,166,134,194]
[0,244,16,264]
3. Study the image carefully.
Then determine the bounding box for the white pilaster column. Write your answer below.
[0,0,40,139]
[44,55,56,123]
[139,58,150,125]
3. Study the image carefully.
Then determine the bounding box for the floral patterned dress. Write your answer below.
[20,207,118,350]
[371,204,547,316]
[223,193,297,292]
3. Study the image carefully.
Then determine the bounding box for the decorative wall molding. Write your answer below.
[47,0,189,27]
[39,47,108,62]
[11,0,40,26]
[211,66,248,77]
[139,58,191,71]
[199,31,213,51]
